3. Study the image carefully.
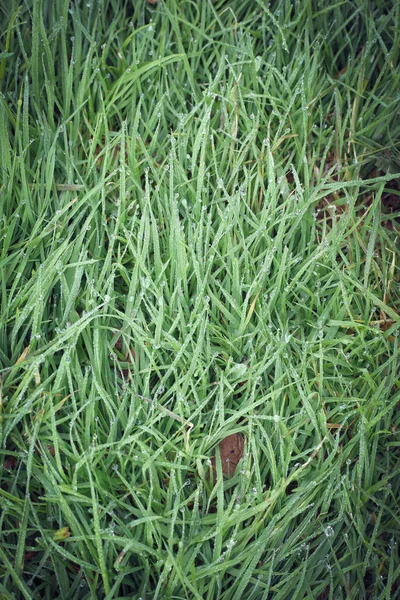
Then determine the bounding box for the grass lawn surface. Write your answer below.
[0,1,399,598]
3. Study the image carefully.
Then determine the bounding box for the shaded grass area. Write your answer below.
[0,1,399,598]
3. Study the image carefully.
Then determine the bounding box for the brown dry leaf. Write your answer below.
[211,433,244,479]
[3,455,17,470]
[15,345,30,364]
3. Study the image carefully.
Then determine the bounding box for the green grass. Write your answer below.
[1,0,400,598]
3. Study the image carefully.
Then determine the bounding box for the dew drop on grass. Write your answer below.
[324,526,334,537]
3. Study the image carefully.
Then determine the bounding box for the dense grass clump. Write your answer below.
[0,1,399,598]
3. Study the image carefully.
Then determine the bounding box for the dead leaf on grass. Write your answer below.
[210,433,244,479]
[3,455,17,470]
[15,345,30,364]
